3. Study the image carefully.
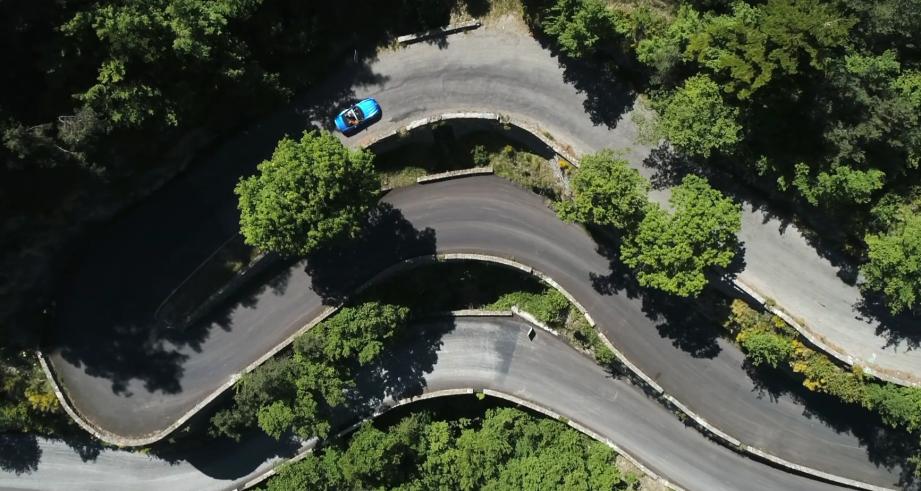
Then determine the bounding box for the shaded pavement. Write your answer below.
[11,317,849,491]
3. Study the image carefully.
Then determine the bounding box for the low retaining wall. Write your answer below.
[362,111,580,166]
[235,306,679,491]
[240,387,680,491]
[416,166,493,184]
[374,112,907,391]
[396,20,482,45]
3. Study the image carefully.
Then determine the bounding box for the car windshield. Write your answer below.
[352,105,365,120]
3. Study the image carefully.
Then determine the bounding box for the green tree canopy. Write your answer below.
[296,301,410,366]
[792,163,886,206]
[265,406,635,491]
[556,150,649,230]
[210,302,409,440]
[651,74,741,157]
[620,175,742,297]
[541,0,627,58]
[235,130,378,256]
[61,0,284,129]
[634,5,703,82]
[686,0,853,99]
[861,215,921,314]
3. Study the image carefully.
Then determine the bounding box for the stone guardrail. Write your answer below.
[422,254,892,491]
[396,20,482,45]
[364,111,581,167]
[385,112,908,392]
[416,166,493,184]
[730,279,920,387]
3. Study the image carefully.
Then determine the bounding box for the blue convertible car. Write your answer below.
[334,98,381,134]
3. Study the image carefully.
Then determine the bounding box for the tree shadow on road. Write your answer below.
[856,294,921,352]
[160,316,449,481]
[0,434,40,475]
[338,318,449,425]
[46,39,390,400]
[586,225,724,359]
[517,4,643,129]
[304,203,437,305]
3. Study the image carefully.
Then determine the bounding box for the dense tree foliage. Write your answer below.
[541,0,627,58]
[210,302,409,440]
[0,350,64,435]
[726,299,921,433]
[862,216,921,314]
[558,149,741,297]
[685,0,853,99]
[264,406,637,490]
[0,0,463,435]
[235,131,378,256]
[537,0,921,315]
[649,74,741,157]
[620,175,741,297]
[556,150,649,230]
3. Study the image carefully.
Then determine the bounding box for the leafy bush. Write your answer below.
[556,150,649,230]
[620,175,741,297]
[489,289,570,328]
[725,300,921,431]
[0,351,64,435]
[264,406,637,490]
[235,131,378,257]
[861,215,921,314]
[210,302,409,440]
[541,0,628,58]
[650,74,741,157]
[490,146,562,199]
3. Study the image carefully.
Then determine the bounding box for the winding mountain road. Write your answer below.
[342,24,921,386]
[43,23,917,490]
[14,317,847,491]
[52,174,909,488]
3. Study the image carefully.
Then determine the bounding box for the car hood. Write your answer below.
[356,98,380,118]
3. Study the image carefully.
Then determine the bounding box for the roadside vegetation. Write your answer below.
[261,405,641,490]
[527,0,921,315]
[723,299,921,470]
[558,150,742,297]
[0,350,65,436]
[208,260,617,440]
[376,127,562,199]
[208,261,648,486]
[210,302,410,441]
[488,290,617,366]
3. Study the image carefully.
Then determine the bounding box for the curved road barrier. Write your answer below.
[17,316,853,491]
[45,176,906,489]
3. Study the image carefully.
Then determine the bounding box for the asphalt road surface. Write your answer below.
[342,24,921,384]
[9,317,849,491]
[44,23,916,490]
[51,174,910,488]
